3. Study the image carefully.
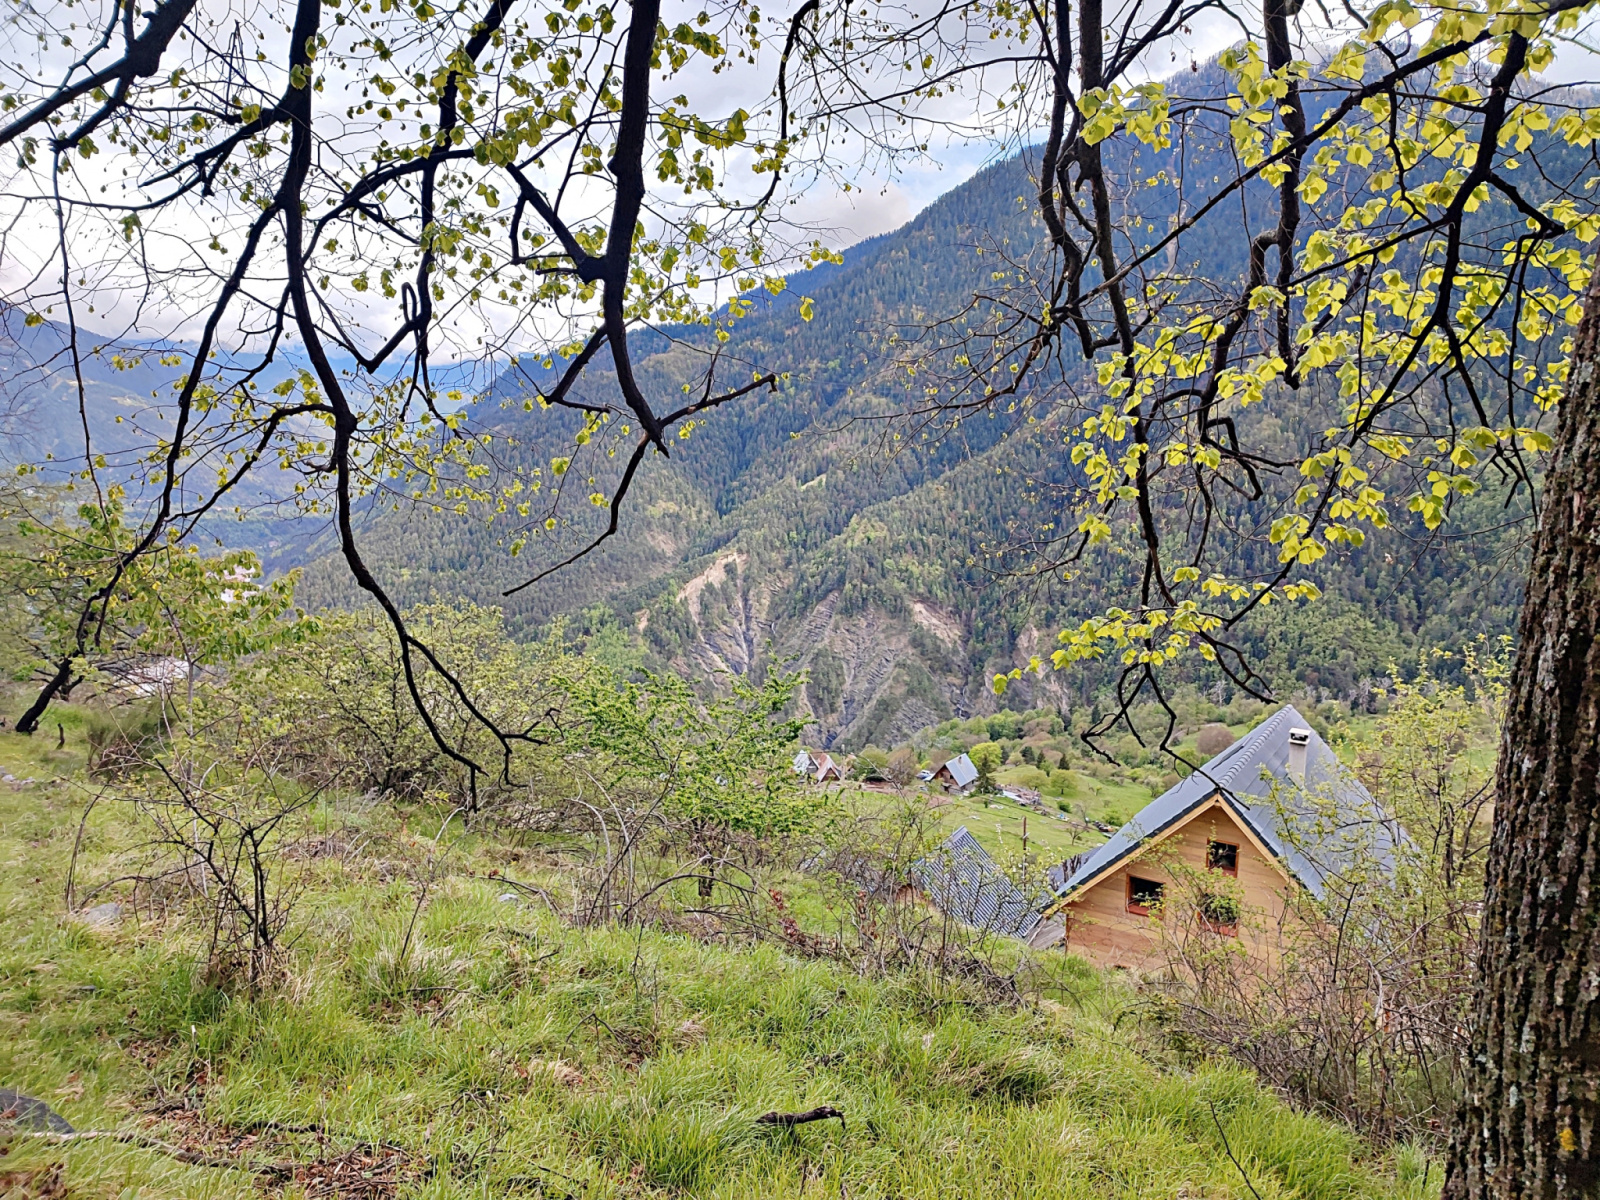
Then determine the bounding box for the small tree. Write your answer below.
[969,742,1002,792]
[1,493,298,731]
[533,659,812,916]
[1195,724,1237,759]
[885,746,920,787]
[852,746,890,782]
[127,688,323,991]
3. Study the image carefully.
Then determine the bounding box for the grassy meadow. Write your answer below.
[0,717,1442,1200]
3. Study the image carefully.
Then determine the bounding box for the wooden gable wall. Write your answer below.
[1058,797,1299,971]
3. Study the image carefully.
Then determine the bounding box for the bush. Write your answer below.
[852,746,890,781]
[227,601,570,808]
[1195,723,1236,757]
[885,746,919,785]
[84,700,166,777]
[122,689,320,990]
[1158,648,1504,1142]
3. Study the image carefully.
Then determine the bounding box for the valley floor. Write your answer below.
[0,729,1437,1200]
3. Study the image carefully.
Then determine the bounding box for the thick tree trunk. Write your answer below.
[1444,265,1600,1197]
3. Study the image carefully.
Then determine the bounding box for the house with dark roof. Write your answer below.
[931,753,979,792]
[1037,705,1397,969]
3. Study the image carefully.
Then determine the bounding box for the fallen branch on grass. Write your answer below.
[756,1106,846,1131]
[11,1128,287,1174]
[11,1127,415,1191]
[485,874,562,915]
[1208,1101,1265,1200]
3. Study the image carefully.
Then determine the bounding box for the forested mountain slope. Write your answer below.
[0,61,1540,751]
[292,116,1536,750]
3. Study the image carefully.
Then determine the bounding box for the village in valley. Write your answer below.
[789,703,1392,972]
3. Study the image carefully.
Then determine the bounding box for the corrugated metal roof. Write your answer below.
[941,753,979,788]
[1057,705,1397,902]
[912,826,1042,940]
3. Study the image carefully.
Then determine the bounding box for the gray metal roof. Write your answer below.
[1057,705,1396,902]
[912,826,1042,940]
[940,753,979,788]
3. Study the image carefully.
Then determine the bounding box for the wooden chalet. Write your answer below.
[1038,705,1397,969]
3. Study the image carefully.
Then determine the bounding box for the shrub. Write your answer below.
[122,690,321,990]
[1157,646,1504,1143]
[84,700,166,777]
[225,601,571,808]
[885,745,919,785]
[1195,723,1236,757]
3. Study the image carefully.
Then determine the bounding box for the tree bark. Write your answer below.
[16,655,75,735]
[1445,262,1600,1197]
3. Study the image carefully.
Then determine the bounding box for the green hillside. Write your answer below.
[0,720,1434,1200]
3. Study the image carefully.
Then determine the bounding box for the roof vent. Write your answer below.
[1287,727,1312,783]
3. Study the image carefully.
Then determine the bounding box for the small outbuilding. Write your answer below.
[931,753,979,792]
[794,750,845,782]
[813,753,845,782]
[911,827,1042,941]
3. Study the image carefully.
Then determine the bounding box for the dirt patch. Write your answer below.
[288,1144,419,1200]
[0,1165,70,1199]
[135,1108,421,1199]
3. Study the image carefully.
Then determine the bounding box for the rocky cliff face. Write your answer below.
[643,547,1077,751]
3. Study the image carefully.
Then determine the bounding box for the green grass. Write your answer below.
[923,772,1156,862]
[0,736,1438,1199]
[0,697,92,782]
[929,791,1097,859]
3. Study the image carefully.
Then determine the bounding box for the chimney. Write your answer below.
[1287,727,1311,784]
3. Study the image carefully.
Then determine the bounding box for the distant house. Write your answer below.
[911,827,1041,941]
[97,655,193,699]
[795,750,844,782]
[1039,705,1397,970]
[931,753,979,792]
